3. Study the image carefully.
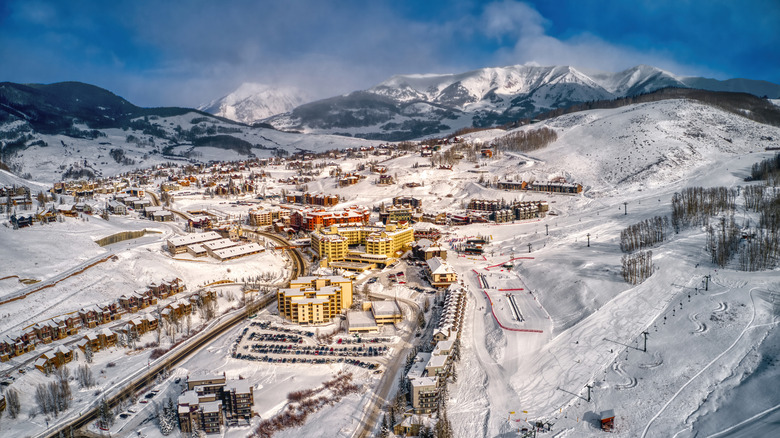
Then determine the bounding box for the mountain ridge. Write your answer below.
[2,73,779,182]
[264,64,780,140]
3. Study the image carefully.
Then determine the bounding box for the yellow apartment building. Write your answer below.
[310,223,414,268]
[277,276,354,324]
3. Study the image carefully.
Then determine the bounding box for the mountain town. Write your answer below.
[1,1,779,438]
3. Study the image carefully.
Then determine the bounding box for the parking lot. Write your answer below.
[231,320,393,370]
[367,259,438,294]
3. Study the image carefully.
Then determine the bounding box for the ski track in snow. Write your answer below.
[639,352,664,370]
[640,288,766,438]
[689,313,707,334]
[612,360,638,390]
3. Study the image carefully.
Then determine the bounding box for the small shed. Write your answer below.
[600,409,615,432]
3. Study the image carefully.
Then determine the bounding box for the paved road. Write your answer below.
[246,229,307,280]
[38,292,276,438]
[352,291,422,438]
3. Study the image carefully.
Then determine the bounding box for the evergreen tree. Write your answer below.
[158,399,175,435]
[388,405,396,430]
[379,414,390,438]
[97,397,115,430]
[84,343,93,364]
[394,388,406,413]
[435,406,453,438]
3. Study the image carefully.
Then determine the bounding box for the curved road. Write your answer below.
[248,229,306,281]
[352,291,422,438]
[38,293,275,438]
[39,231,302,438]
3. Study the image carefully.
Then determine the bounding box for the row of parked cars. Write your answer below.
[247,343,387,358]
[335,336,391,344]
[247,332,303,343]
[249,320,315,337]
[232,353,380,370]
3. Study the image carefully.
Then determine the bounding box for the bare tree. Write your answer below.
[76,364,96,388]
[621,250,654,285]
[6,388,20,419]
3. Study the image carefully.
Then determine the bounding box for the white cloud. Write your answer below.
[481,0,547,39]
[479,1,712,78]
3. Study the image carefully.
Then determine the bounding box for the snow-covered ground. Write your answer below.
[1,113,382,184]
[121,311,379,438]
[1,98,779,437]
[444,151,780,437]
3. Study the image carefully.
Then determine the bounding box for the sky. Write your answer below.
[0,0,778,108]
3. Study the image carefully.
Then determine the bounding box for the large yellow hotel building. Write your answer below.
[277,276,354,324]
[310,223,415,268]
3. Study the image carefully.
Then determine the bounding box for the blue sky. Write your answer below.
[1,0,777,107]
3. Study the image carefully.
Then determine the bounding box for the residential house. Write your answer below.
[32,322,54,344]
[425,257,457,288]
[57,314,81,336]
[96,302,122,324]
[179,373,252,434]
[79,306,100,328]
[107,200,127,215]
[119,293,140,313]
[33,346,74,373]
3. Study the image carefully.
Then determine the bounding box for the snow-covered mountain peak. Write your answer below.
[266,64,780,141]
[368,64,609,107]
[588,64,686,95]
[200,83,309,124]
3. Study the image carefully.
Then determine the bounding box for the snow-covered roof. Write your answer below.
[187,243,207,253]
[410,376,437,388]
[167,231,222,247]
[346,311,377,329]
[178,390,200,406]
[426,354,447,370]
[201,238,238,251]
[426,257,455,275]
[224,379,253,394]
[371,300,401,317]
[406,352,432,380]
[212,242,263,259]
[433,339,454,355]
[201,400,222,413]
